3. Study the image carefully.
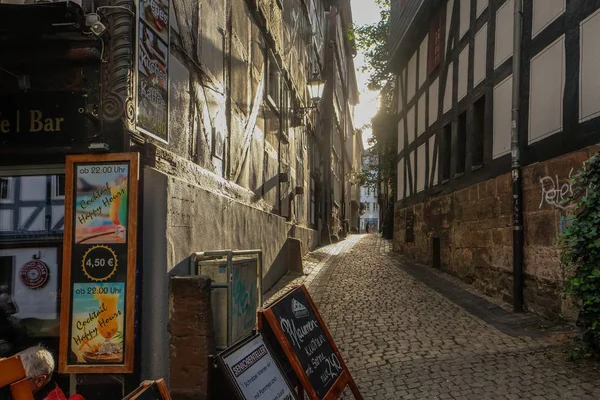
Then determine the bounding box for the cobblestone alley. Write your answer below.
[266,234,600,399]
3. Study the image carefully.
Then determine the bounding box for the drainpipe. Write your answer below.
[320,9,336,244]
[511,0,524,313]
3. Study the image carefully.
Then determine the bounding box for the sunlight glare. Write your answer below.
[351,0,383,149]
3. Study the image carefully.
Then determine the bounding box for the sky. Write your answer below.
[351,0,384,149]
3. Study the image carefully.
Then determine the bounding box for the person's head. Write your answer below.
[0,286,16,315]
[17,345,54,394]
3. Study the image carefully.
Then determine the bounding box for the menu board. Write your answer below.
[218,333,296,400]
[258,286,362,400]
[59,153,139,374]
[137,0,169,142]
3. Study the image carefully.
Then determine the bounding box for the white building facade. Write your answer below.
[359,154,379,233]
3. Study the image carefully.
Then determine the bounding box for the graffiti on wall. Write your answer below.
[539,168,576,210]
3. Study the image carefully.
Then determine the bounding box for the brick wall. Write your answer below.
[394,145,600,319]
[169,276,215,400]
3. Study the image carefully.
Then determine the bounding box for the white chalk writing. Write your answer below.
[539,168,575,210]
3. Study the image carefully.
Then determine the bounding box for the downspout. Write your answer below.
[320,8,337,244]
[511,0,524,312]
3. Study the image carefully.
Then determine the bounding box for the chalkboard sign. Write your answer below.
[59,153,139,374]
[258,286,362,400]
[406,210,415,243]
[123,379,171,400]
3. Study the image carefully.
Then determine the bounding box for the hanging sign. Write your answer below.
[258,286,362,400]
[217,333,297,400]
[0,92,86,147]
[136,0,170,143]
[59,153,139,373]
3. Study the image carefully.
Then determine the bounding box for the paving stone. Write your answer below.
[266,234,600,399]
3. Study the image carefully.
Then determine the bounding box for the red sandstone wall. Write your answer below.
[394,145,600,319]
[169,276,215,400]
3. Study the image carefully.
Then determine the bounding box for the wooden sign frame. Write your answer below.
[0,355,34,400]
[123,379,171,400]
[258,285,362,400]
[215,332,298,400]
[59,153,139,373]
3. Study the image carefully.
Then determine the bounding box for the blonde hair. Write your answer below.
[17,345,55,379]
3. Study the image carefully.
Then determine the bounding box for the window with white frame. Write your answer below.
[52,175,66,199]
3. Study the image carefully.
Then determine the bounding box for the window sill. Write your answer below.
[471,164,484,171]
[454,172,465,179]
[441,178,450,185]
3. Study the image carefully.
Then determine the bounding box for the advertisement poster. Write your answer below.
[221,334,295,400]
[59,153,138,374]
[139,0,169,42]
[71,283,125,364]
[137,0,169,142]
[75,163,129,244]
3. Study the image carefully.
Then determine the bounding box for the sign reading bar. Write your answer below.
[59,153,139,374]
[258,286,362,400]
[0,92,86,146]
[137,0,169,142]
[217,333,296,400]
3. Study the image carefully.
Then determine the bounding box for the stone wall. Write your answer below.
[394,145,600,319]
[140,166,319,384]
[143,149,319,290]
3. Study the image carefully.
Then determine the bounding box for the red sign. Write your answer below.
[20,260,50,289]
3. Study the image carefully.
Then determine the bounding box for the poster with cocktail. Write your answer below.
[74,164,129,245]
[60,153,138,374]
[70,283,125,364]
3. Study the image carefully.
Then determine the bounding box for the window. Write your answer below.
[267,53,281,109]
[441,123,452,181]
[52,175,66,199]
[281,84,290,142]
[264,106,280,147]
[0,178,12,203]
[472,96,485,166]
[457,111,467,175]
[428,10,444,74]
[1,174,66,237]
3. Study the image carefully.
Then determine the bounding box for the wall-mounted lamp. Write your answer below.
[294,73,326,119]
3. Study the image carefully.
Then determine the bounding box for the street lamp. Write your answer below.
[307,74,326,106]
[295,73,326,117]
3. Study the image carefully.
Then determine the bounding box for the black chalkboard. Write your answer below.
[259,286,362,400]
[134,383,161,400]
[123,379,171,400]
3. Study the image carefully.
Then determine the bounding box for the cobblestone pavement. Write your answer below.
[266,234,600,399]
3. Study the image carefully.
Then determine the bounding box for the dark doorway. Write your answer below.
[432,237,441,269]
[0,256,14,291]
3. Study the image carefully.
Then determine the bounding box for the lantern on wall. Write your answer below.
[307,74,326,106]
[294,73,326,122]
